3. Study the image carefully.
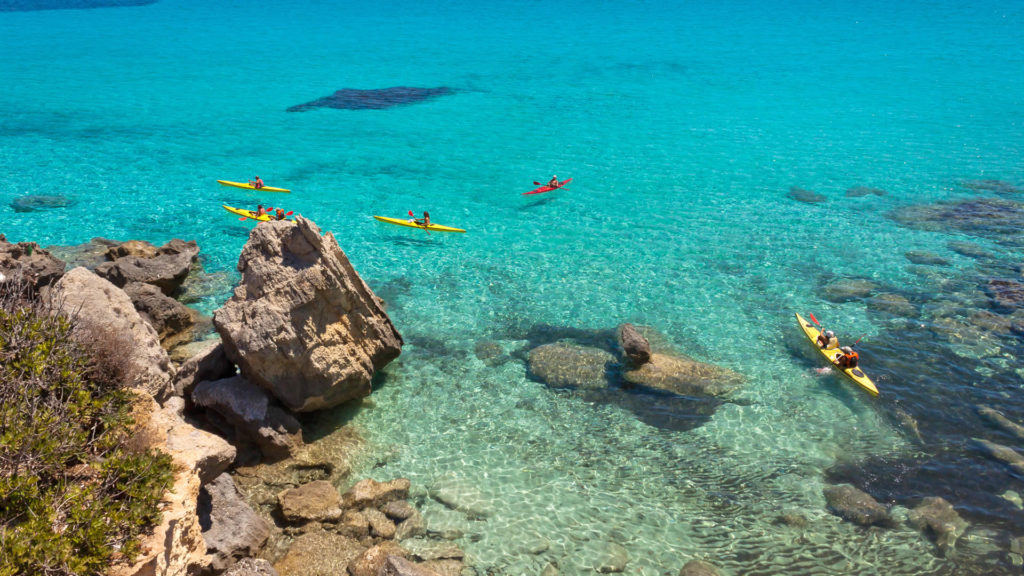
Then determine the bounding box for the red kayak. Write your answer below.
[524,178,572,195]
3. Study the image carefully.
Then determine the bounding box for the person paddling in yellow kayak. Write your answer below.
[255,204,268,218]
[249,176,264,190]
[407,211,430,228]
[816,330,838,349]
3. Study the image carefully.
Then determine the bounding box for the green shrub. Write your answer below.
[0,277,174,576]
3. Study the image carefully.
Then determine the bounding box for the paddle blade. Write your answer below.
[533,181,542,185]
[238,217,248,221]
[809,313,821,327]
[408,210,415,217]
[286,211,294,216]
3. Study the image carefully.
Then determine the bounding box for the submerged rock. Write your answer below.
[890,198,1024,243]
[380,556,443,576]
[50,267,174,400]
[822,278,877,303]
[867,292,917,318]
[905,250,949,266]
[972,438,1024,477]
[473,340,506,366]
[845,186,887,197]
[622,352,742,397]
[45,237,118,270]
[679,559,721,576]
[273,531,366,576]
[978,406,1024,442]
[427,473,491,519]
[10,194,75,212]
[593,541,630,573]
[947,240,993,259]
[961,179,1022,195]
[342,478,412,509]
[788,186,827,203]
[907,496,968,555]
[277,480,342,524]
[987,278,1024,309]
[0,236,65,289]
[527,342,615,389]
[214,217,402,412]
[200,473,270,573]
[287,87,454,112]
[823,484,892,527]
[349,541,408,576]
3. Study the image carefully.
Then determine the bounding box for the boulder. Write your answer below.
[978,406,1024,442]
[0,236,65,289]
[192,375,303,461]
[594,541,629,573]
[94,239,199,296]
[348,541,408,576]
[822,278,877,303]
[823,484,892,527]
[273,532,366,576]
[904,250,949,266]
[223,558,279,576]
[172,339,236,398]
[49,267,174,400]
[342,478,411,509]
[907,497,968,555]
[679,559,721,576]
[200,473,271,573]
[617,323,651,366]
[788,187,827,203]
[623,353,743,397]
[394,509,426,540]
[527,342,615,389]
[364,507,397,538]
[336,509,371,539]
[473,340,506,366]
[123,281,200,347]
[213,217,403,413]
[106,239,159,260]
[382,500,417,521]
[277,480,342,523]
[427,473,491,519]
[380,556,442,576]
[972,438,1024,477]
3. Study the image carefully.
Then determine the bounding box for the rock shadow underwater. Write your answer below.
[287,87,454,112]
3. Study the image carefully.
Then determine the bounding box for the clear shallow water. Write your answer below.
[3,0,1024,573]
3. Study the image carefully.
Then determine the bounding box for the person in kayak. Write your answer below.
[837,346,859,369]
[275,208,287,220]
[548,175,559,188]
[250,176,264,189]
[412,211,431,228]
[254,204,267,217]
[816,330,838,349]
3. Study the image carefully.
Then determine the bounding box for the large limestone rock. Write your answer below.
[95,239,199,296]
[214,217,402,412]
[823,484,892,527]
[527,342,615,389]
[623,353,743,397]
[0,235,65,289]
[192,376,303,460]
[907,497,968,555]
[172,339,236,399]
[49,267,174,401]
[200,473,271,573]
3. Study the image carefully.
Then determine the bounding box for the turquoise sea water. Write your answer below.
[4,0,1024,573]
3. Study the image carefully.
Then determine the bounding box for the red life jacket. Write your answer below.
[839,351,859,368]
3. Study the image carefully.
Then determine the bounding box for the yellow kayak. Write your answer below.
[795,313,879,397]
[223,205,278,222]
[373,215,466,233]
[217,180,291,193]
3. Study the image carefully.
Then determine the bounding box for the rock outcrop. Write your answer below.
[273,532,367,576]
[49,267,174,401]
[95,239,199,296]
[617,323,651,366]
[277,480,342,523]
[223,558,279,576]
[0,235,65,289]
[214,217,402,413]
[124,281,201,348]
[172,339,236,399]
[823,484,892,527]
[192,376,303,460]
[200,473,271,573]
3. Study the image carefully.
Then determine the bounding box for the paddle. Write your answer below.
[408,210,430,233]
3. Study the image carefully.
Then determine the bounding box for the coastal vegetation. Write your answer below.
[0,277,173,576]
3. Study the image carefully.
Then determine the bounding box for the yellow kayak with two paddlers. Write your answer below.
[217,180,291,193]
[372,215,466,233]
[223,205,291,222]
[795,312,879,397]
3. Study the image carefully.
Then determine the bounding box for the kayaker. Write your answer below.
[837,346,859,369]
[817,330,838,349]
[254,204,267,217]
[250,176,264,189]
[548,175,559,188]
[275,208,286,220]
[413,211,431,228]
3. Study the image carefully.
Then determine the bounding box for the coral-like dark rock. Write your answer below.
[788,187,827,203]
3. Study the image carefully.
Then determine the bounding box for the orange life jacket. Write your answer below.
[839,351,859,368]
